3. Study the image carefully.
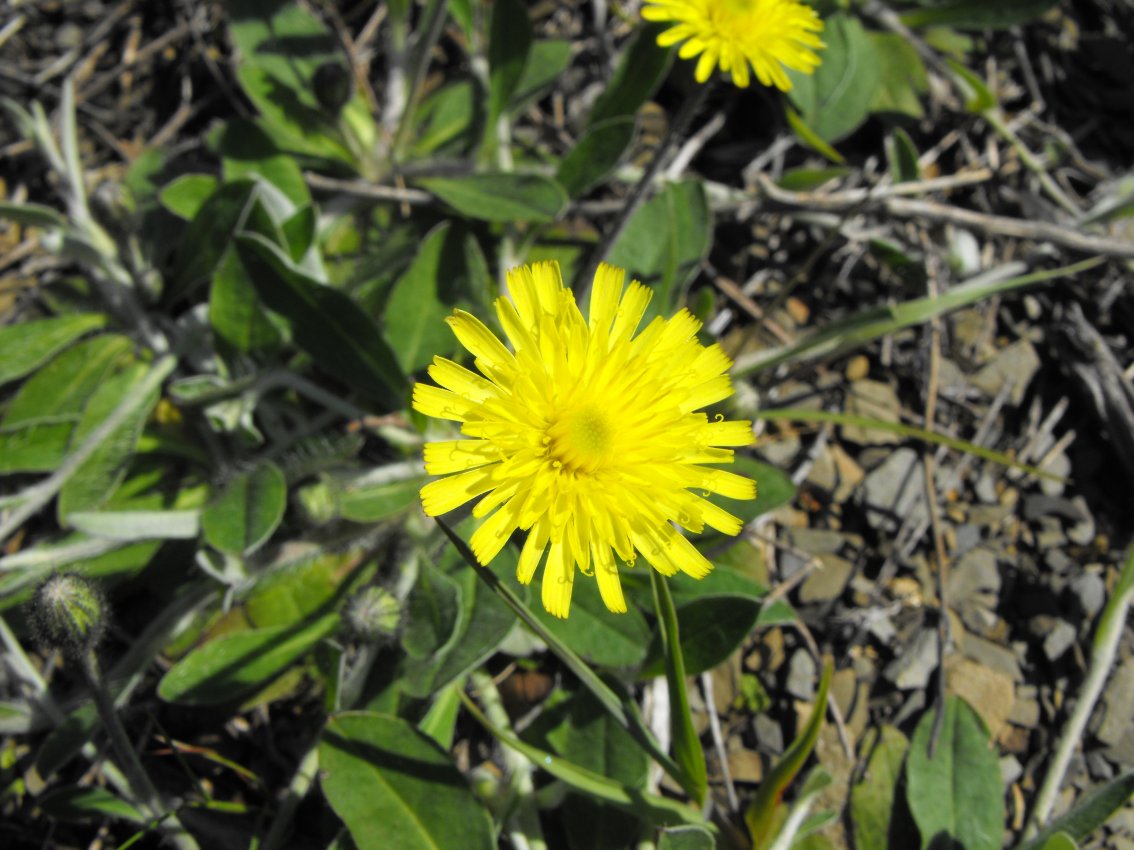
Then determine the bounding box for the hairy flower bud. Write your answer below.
[344,586,401,644]
[30,573,108,659]
[313,61,353,115]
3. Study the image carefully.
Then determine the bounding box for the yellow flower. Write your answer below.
[413,261,756,619]
[642,0,825,91]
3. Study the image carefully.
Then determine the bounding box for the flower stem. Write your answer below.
[574,80,713,300]
[80,649,199,850]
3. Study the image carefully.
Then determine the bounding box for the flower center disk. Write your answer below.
[548,405,614,475]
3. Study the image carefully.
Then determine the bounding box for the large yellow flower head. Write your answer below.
[413,261,757,619]
[642,0,825,91]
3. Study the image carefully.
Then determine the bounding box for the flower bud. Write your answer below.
[30,573,108,659]
[313,62,353,115]
[344,586,401,644]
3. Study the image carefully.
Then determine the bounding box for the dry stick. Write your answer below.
[304,171,433,205]
[573,81,713,300]
[699,670,738,812]
[755,176,1134,261]
[921,257,953,757]
[1026,546,1134,838]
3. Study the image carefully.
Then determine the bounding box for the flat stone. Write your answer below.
[1039,452,1072,497]
[788,528,848,555]
[727,747,764,783]
[786,650,817,701]
[752,713,784,755]
[971,339,1040,405]
[946,657,1015,737]
[1070,571,1106,619]
[1022,495,1086,523]
[969,504,1014,526]
[1043,620,1077,661]
[843,380,903,445]
[961,631,1023,682]
[1068,496,1096,546]
[884,628,939,691]
[1098,656,1134,748]
[799,553,855,604]
[1000,755,1023,787]
[861,447,927,532]
[949,548,1002,634]
[1008,692,1041,728]
[759,431,801,467]
[805,444,838,493]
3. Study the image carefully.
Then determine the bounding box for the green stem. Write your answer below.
[80,649,199,850]
[1025,546,1134,838]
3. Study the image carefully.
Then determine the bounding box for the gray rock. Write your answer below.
[962,632,1023,682]
[1000,755,1023,787]
[1023,495,1086,523]
[753,713,784,755]
[1068,496,1096,546]
[949,548,1001,633]
[1043,620,1077,661]
[1087,750,1116,781]
[788,528,849,555]
[1008,692,1040,728]
[971,339,1040,405]
[1098,657,1134,748]
[861,447,927,532]
[786,650,817,701]
[1070,571,1106,619]
[843,380,903,445]
[1039,453,1072,497]
[884,629,939,691]
[974,471,1000,505]
[799,554,854,604]
[954,524,982,556]
[1044,549,1075,575]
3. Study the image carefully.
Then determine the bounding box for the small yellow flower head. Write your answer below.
[642,0,825,91]
[413,261,756,619]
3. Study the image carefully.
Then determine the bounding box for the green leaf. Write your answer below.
[777,167,852,191]
[784,106,846,164]
[606,180,711,320]
[850,726,910,850]
[1020,772,1134,850]
[651,570,707,805]
[640,593,763,678]
[533,572,651,668]
[209,245,285,352]
[509,40,572,114]
[887,127,922,183]
[588,23,673,126]
[658,825,715,850]
[487,0,532,123]
[402,558,462,660]
[900,0,1059,29]
[225,0,362,164]
[557,117,636,198]
[419,683,463,750]
[869,33,929,119]
[459,692,701,827]
[158,615,337,705]
[409,80,481,158]
[66,510,200,541]
[234,232,407,409]
[320,712,495,850]
[746,659,832,849]
[416,173,567,223]
[338,476,427,523]
[905,696,1003,850]
[220,117,310,207]
[171,178,258,299]
[1035,833,1079,850]
[947,59,998,113]
[39,786,145,824]
[0,200,66,229]
[786,13,881,143]
[57,363,162,518]
[202,463,287,555]
[384,223,465,372]
[159,174,218,220]
[0,314,105,388]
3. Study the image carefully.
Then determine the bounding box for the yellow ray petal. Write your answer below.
[593,544,627,613]
[446,310,515,373]
[420,468,496,516]
[412,383,477,421]
[541,539,574,619]
[423,440,500,475]
[470,497,523,565]
[517,517,550,584]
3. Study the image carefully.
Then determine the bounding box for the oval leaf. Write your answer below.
[0,314,105,388]
[416,173,567,223]
[320,712,495,850]
[906,696,1004,850]
[202,463,287,555]
[640,593,763,678]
